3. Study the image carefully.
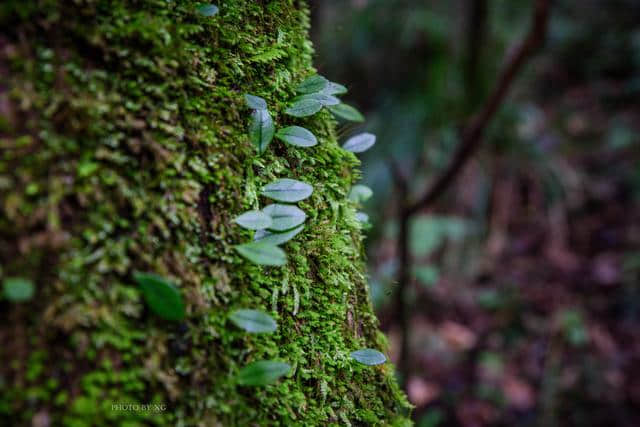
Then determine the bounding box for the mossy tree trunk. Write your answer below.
[0,1,409,425]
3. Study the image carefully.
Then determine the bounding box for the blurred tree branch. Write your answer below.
[406,0,550,215]
[389,0,550,389]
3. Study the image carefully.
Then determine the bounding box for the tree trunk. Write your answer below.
[0,1,409,425]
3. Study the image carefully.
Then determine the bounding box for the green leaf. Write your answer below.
[229,309,277,333]
[285,98,323,117]
[237,360,291,386]
[234,210,272,230]
[348,184,373,203]
[327,103,365,122]
[350,349,387,366]
[254,225,304,246]
[296,75,329,94]
[244,94,267,110]
[197,4,219,16]
[322,81,348,95]
[262,178,313,202]
[342,133,376,153]
[275,126,317,147]
[134,272,185,321]
[414,265,440,288]
[294,93,340,106]
[263,204,306,231]
[249,109,275,154]
[235,242,287,266]
[2,277,34,302]
[355,212,369,223]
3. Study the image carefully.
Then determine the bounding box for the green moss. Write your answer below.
[0,0,410,425]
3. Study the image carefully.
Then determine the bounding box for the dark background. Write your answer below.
[311,1,640,426]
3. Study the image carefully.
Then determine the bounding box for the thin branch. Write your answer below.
[406,0,550,215]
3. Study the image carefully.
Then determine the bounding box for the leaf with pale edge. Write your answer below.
[262,178,313,202]
[322,81,348,95]
[3,277,34,302]
[296,75,329,94]
[235,241,287,266]
[249,109,275,154]
[263,204,306,231]
[342,133,376,153]
[244,94,267,110]
[348,185,373,203]
[294,93,340,106]
[237,360,291,386]
[355,212,370,223]
[235,210,272,230]
[134,272,185,321]
[197,4,219,16]
[327,103,364,122]
[254,225,304,246]
[285,98,323,117]
[229,309,277,333]
[350,349,387,366]
[275,126,317,147]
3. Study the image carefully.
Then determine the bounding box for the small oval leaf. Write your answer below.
[197,4,219,16]
[285,98,323,117]
[327,103,365,122]
[2,277,34,302]
[322,81,348,95]
[350,349,387,366]
[275,126,317,147]
[229,309,277,333]
[244,94,267,110]
[263,204,306,231]
[348,185,373,203]
[249,109,275,154]
[296,75,329,94]
[355,212,370,223]
[254,225,304,246]
[295,93,340,106]
[237,360,291,386]
[235,242,287,266]
[262,178,313,203]
[235,210,273,230]
[342,132,376,153]
[134,272,185,321]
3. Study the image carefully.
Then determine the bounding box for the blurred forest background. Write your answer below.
[311,0,640,426]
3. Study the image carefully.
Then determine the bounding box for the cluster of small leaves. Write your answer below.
[116,75,385,389]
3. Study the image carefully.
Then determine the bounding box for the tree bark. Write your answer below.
[0,1,409,425]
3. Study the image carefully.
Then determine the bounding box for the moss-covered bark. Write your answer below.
[0,1,410,425]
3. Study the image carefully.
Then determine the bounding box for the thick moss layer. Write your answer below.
[0,0,410,425]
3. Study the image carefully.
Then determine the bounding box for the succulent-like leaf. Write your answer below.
[244,94,267,110]
[294,93,340,106]
[197,4,219,16]
[229,309,277,333]
[285,98,323,117]
[355,212,370,223]
[254,225,304,246]
[263,204,306,231]
[275,126,317,147]
[296,75,329,94]
[134,272,186,321]
[342,133,376,153]
[348,184,373,203]
[237,360,291,386]
[2,277,34,302]
[249,109,275,153]
[234,210,273,230]
[235,242,287,266]
[262,178,313,203]
[327,103,365,122]
[322,81,348,95]
[350,349,387,366]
